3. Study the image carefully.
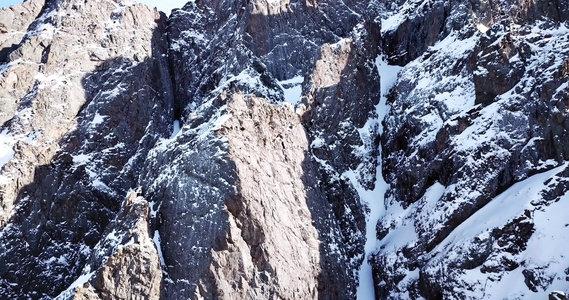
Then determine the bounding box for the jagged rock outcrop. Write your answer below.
[1,0,568,299]
[0,0,44,65]
[0,0,172,298]
[139,0,383,297]
[375,0,569,298]
[60,192,163,299]
[1,0,380,298]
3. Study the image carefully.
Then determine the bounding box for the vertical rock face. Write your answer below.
[0,0,172,298]
[64,193,163,299]
[211,93,329,298]
[145,0,381,298]
[376,0,569,299]
[2,0,381,299]
[1,0,569,299]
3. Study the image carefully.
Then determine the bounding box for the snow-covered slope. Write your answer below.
[375,0,569,298]
[0,0,568,299]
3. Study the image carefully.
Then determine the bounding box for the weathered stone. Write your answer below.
[0,0,172,298]
[2,0,568,299]
[61,194,163,300]
[0,0,45,62]
[375,0,569,298]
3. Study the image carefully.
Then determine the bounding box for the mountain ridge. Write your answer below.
[0,0,568,299]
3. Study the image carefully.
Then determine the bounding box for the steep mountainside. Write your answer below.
[376,0,569,298]
[0,0,568,299]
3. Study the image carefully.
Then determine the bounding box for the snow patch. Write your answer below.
[310,136,326,149]
[202,109,230,140]
[170,120,181,139]
[72,154,91,167]
[34,71,70,91]
[0,128,42,184]
[277,76,304,105]
[376,56,402,98]
[0,129,16,170]
[377,201,418,251]
[428,163,569,299]
[381,13,405,33]
[91,113,106,126]
[153,230,166,266]
[432,163,567,257]
[66,267,95,289]
[54,265,94,299]
[477,23,490,33]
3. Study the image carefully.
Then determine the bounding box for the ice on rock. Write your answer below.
[278,76,304,105]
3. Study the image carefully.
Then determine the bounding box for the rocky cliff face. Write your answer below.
[0,0,568,299]
[0,0,172,298]
[377,0,569,299]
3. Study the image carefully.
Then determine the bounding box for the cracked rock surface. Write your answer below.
[1,0,568,299]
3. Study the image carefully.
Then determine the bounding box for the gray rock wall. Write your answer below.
[375,0,569,298]
[1,0,567,299]
[1,0,379,298]
[0,0,172,298]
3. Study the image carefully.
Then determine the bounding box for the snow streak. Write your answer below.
[354,55,402,299]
